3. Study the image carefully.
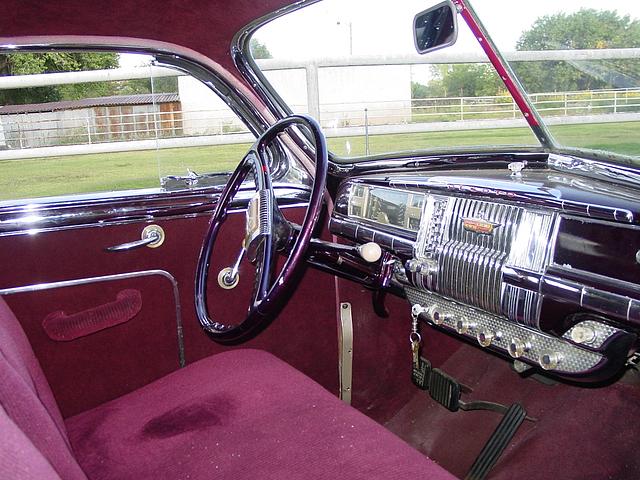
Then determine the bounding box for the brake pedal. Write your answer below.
[429,368,463,411]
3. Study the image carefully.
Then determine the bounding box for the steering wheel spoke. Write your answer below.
[195,115,328,343]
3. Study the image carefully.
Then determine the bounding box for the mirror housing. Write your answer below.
[413,1,458,54]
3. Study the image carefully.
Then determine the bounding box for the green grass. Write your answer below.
[1,121,638,202]
[0,143,251,201]
[327,121,640,158]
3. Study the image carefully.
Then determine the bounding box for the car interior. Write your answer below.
[1,0,639,479]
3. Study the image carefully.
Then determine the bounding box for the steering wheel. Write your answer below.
[195,114,328,343]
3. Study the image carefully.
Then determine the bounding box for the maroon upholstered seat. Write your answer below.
[0,297,454,479]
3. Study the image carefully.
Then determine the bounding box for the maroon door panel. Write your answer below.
[0,205,339,416]
[4,274,180,417]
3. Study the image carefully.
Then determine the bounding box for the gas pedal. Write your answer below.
[464,403,527,480]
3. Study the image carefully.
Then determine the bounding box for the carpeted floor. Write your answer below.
[385,342,640,480]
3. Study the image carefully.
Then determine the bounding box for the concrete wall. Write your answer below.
[178,65,413,133]
[318,65,412,128]
[177,76,247,135]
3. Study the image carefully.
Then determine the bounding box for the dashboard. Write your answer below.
[328,156,640,382]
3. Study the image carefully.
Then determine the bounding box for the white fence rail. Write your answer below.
[1,48,639,158]
[2,87,638,151]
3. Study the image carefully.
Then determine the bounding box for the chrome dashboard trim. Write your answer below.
[549,153,640,193]
[502,265,640,326]
[405,287,604,375]
[0,269,186,368]
[381,175,636,224]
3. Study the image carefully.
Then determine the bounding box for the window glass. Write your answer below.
[0,51,254,202]
[252,0,539,158]
[472,0,640,161]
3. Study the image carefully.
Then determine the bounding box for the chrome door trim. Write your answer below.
[0,202,311,239]
[0,269,186,368]
[0,185,311,236]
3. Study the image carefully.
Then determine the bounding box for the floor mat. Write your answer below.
[385,344,640,480]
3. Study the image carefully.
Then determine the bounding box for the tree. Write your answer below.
[250,38,272,59]
[416,64,505,100]
[513,9,640,92]
[0,52,179,106]
[0,52,119,105]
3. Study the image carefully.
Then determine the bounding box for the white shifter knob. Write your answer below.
[357,242,382,263]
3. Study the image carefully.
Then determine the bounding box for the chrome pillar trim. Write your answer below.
[338,302,354,405]
[0,40,269,139]
[0,269,186,368]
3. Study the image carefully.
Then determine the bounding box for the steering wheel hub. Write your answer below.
[194,115,328,343]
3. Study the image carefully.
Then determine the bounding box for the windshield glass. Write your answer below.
[251,0,539,159]
[251,0,640,164]
[472,0,640,162]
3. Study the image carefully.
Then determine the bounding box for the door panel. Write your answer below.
[4,273,181,417]
[0,197,340,416]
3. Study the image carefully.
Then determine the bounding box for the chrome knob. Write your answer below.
[569,325,596,345]
[405,259,419,273]
[477,330,494,347]
[539,351,563,370]
[508,338,531,358]
[455,317,475,334]
[477,330,502,347]
[431,307,450,325]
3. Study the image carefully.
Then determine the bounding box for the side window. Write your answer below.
[0,51,254,203]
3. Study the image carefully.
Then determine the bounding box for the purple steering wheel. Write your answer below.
[195,115,328,343]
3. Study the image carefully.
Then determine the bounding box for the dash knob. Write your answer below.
[357,242,382,263]
[477,330,494,347]
[539,351,563,370]
[455,317,476,334]
[508,338,531,358]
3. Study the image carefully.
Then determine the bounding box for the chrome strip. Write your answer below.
[338,302,354,405]
[0,185,311,235]
[549,153,640,193]
[406,287,603,375]
[0,270,186,368]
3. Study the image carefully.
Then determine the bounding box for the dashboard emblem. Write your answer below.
[462,217,500,235]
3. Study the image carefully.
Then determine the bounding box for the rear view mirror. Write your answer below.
[413,1,458,54]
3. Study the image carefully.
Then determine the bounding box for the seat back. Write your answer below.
[0,296,87,479]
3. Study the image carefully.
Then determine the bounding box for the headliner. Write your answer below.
[1,0,296,76]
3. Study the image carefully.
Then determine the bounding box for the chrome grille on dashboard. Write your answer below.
[437,198,522,315]
[414,195,557,327]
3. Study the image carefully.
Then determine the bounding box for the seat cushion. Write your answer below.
[66,349,454,480]
[0,297,87,480]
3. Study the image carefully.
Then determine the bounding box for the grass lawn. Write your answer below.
[1,121,638,201]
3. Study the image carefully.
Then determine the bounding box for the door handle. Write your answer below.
[105,225,165,252]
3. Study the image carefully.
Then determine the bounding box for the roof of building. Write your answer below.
[0,92,180,115]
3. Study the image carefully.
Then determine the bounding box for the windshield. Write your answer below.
[251,0,539,159]
[250,0,640,164]
[473,0,640,162]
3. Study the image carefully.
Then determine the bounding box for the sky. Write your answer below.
[254,0,640,59]
[121,0,640,74]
